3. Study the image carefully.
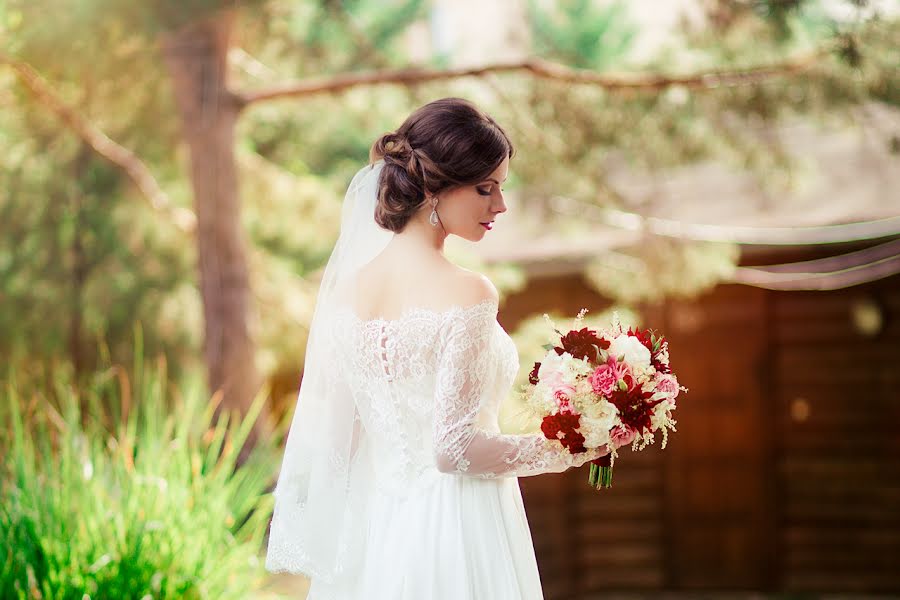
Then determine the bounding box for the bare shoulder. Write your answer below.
[440,265,499,308]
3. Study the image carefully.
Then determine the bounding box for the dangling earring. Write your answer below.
[429,198,439,227]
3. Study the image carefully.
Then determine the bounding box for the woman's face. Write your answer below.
[432,155,509,243]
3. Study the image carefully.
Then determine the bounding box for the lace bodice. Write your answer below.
[331,298,600,494]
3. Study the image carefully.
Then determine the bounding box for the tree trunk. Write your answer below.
[68,144,91,379]
[161,11,263,429]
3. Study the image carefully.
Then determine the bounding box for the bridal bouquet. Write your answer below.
[521,310,683,490]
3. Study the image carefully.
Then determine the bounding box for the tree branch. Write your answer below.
[0,54,197,234]
[236,46,833,107]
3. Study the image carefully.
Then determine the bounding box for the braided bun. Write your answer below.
[370,132,427,232]
[368,97,514,233]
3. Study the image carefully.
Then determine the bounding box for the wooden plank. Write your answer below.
[780,434,898,453]
[784,483,900,503]
[784,527,900,548]
[576,496,660,518]
[679,465,764,514]
[785,550,900,570]
[776,344,900,378]
[782,504,900,525]
[579,521,662,543]
[581,544,662,566]
[775,381,900,401]
[580,568,664,589]
[774,317,900,343]
[785,571,900,591]
[773,289,900,320]
[775,402,898,425]
[778,458,900,479]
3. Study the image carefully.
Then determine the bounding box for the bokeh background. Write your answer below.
[2,0,898,598]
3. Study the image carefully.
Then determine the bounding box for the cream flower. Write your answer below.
[608,334,651,368]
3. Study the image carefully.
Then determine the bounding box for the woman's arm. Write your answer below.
[432,294,609,479]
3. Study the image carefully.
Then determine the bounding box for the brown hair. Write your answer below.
[369,97,515,232]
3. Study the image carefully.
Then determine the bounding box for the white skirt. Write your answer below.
[306,474,545,600]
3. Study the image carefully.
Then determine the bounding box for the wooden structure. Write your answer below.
[499,251,900,597]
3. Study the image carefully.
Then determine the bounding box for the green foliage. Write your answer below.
[527,0,636,70]
[585,240,741,305]
[480,7,896,307]
[714,0,836,43]
[0,356,278,599]
[246,0,426,77]
[236,0,431,177]
[0,118,198,373]
[4,0,267,44]
[1,0,203,375]
[297,0,426,70]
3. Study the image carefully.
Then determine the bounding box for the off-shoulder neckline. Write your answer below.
[337,298,498,327]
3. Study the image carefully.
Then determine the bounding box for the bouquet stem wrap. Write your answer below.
[588,454,613,489]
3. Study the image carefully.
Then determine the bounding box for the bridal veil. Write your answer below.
[265,160,391,581]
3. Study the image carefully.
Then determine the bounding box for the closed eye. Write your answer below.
[477,186,505,196]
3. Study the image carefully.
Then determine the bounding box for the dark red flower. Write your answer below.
[540,412,579,437]
[565,430,587,454]
[528,362,541,385]
[557,327,610,363]
[627,327,653,349]
[592,453,612,467]
[540,414,562,439]
[607,384,666,435]
[540,412,585,453]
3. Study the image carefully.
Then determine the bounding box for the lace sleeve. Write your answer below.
[431,305,608,478]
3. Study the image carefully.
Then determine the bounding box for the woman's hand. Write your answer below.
[571,444,611,468]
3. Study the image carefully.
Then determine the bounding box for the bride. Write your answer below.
[265,97,610,599]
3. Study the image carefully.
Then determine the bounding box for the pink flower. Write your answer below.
[588,356,631,397]
[610,425,637,448]
[655,373,680,403]
[554,384,576,414]
[540,368,566,391]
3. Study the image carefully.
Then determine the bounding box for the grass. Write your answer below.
[0,354,279,600]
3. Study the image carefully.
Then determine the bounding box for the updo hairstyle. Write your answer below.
[369,97,514,232]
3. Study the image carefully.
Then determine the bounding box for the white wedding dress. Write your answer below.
[302,296,595,600]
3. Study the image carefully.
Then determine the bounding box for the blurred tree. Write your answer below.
[159,9,261,423]
[0,11,197,377]
[505,0,898,303]
[156,0,425,421]
[527,0,636,70]
[0,0,426,424]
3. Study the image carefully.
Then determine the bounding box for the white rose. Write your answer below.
[537,352,568,391]
[581,414,613,448]
[537,351,566,379]
[608,334,651,368]
[560,352,593,378]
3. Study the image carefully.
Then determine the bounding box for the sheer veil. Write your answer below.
[265,159,392,581]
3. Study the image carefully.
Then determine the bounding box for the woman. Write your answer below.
[266,97,610,599]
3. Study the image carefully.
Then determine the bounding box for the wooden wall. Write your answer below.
[772,285,900,592]
[502,271,900,597]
